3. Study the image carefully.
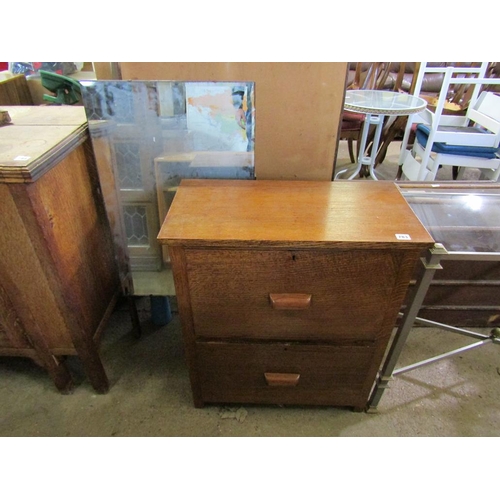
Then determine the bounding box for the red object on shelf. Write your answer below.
[0,62,9,71]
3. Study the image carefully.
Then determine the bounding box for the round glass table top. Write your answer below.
[345,90,427,116]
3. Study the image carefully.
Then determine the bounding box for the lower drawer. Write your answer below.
[195,341,377,408]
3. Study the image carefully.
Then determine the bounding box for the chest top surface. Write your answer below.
[1,105,87,126]
[0,106,88,183]
[158,179,434,249]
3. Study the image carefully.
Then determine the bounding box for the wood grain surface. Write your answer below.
[0,123,87,182]
[0,75,33,106]
[196,341,375,408]
[161,179,435,409]
[186,248,418,343]
[159,179,434,249]
[1,105,87,126]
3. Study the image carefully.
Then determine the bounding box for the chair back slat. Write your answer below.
[472,91,500,123]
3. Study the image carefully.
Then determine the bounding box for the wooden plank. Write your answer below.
[93,62,116,80]
[0,75,33,105]
[1,105,87,126]
[0,123,87,182]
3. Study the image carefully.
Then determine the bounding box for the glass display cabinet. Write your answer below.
[369,182,500,411]
[80,80,255,296]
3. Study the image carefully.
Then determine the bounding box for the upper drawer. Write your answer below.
[185,248,416,343]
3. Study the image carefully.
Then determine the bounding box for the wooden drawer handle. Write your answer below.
[264,372,300,386]
[269,293,311,310]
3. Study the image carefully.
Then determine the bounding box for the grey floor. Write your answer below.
[1,141,499,437]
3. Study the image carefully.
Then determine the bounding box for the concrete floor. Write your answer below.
[1,142,499,437]
[1,296,499,437]
[334,136,485,182]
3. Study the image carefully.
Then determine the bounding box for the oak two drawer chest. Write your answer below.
[158,179,433,411]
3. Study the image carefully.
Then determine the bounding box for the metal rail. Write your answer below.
[367,243,500,412]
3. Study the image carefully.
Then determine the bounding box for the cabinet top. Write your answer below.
[0,106,87,126]
[0,106,88,183]
[158,179,434,249]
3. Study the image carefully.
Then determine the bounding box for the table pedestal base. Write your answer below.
[336,113,385,180]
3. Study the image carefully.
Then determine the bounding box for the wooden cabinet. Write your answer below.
[158,179,434,410]
[0,106,121,393]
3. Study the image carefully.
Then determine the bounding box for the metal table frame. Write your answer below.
[368,242,500,412]
[335,90,427,181]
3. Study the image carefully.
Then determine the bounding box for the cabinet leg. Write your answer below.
[46,357,73,394]
[86,362,109,394]
[32,353,73,393]
[0,279,74,394]
[76,344,110,394]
